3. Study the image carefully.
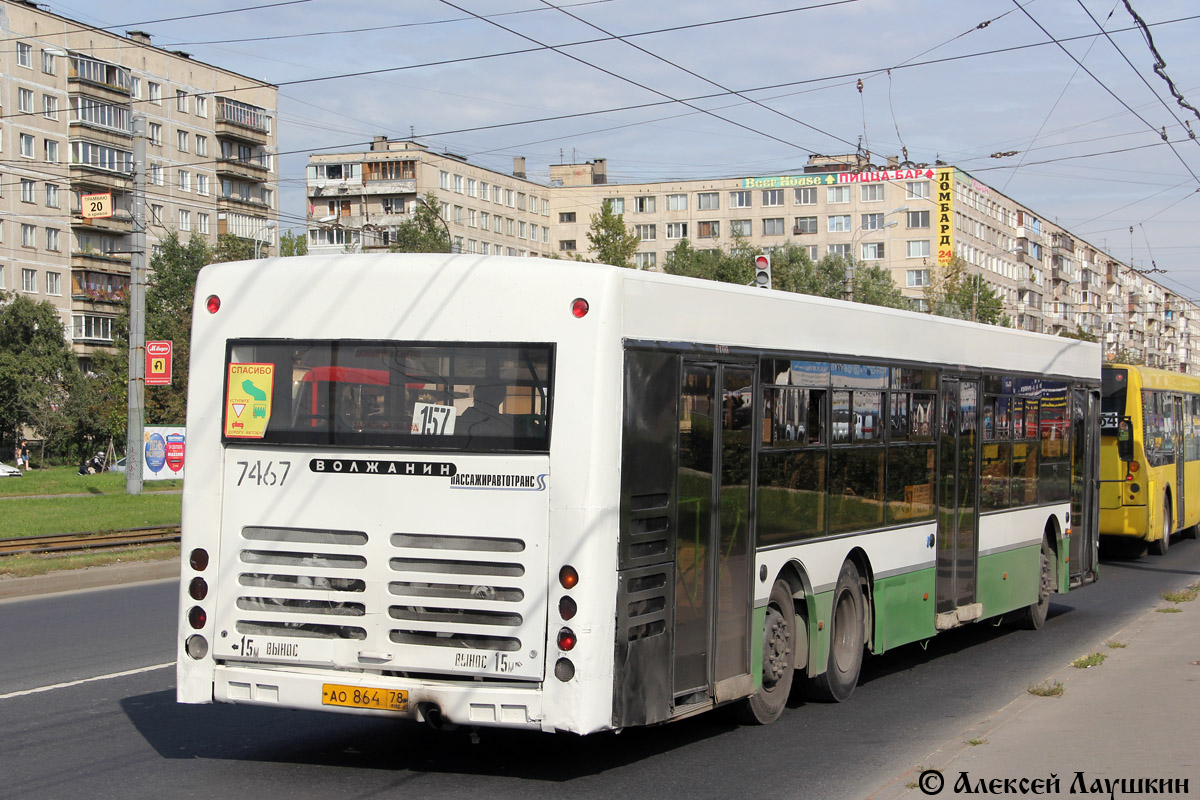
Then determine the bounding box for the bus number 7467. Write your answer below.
[235,460,291,487]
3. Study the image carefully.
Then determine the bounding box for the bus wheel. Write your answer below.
[806,561,865,703]
[736,579,795,724]
[1149,499,1171,556]
[1014,537,1054,630]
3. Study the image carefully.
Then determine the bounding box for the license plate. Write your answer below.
[321,683,408,712]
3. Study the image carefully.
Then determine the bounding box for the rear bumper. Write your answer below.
[201,664,547,731]
[1099,504,1149,540]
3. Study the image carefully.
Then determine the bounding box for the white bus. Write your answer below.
[177,253,1100,733]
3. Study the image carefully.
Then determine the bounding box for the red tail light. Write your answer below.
[557,627,577,651]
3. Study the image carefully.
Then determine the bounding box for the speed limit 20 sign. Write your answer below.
[146,340,172,386]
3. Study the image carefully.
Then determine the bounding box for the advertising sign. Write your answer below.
[146,340,172,386]
[144,426,185,481]
[936,167,955,267]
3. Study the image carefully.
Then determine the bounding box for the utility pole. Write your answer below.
[126,115,146,495]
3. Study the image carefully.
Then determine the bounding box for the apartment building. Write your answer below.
[303,140,1198,372]
[0,1,278,366]
[306,139,551,257]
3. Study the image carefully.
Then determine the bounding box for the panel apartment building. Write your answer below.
[0,1,278,367]
[304,140,1197,372]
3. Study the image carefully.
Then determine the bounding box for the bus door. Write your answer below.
[1173,394,1186,531]
[936,377,981,625]
[1069,387,1100,585]
[673,360,755,707]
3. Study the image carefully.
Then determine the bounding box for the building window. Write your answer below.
[697,192,719,210]
[16,42,32,68]
[178,170,191,191]
[907,210,930,228]
[149,123,162,145]
[44,139,59,163]
[762,189,784,207]
[860,184,885,202]
[517,192,526,211]
[176,90,188,113]
[697,221,719,238]
[492,185,503,203]
[827,186,851,204]
[73,315,113,342]
[634,252,657,269]
[46,271,61,294]
[196,174,209,195]
[730,219,752,237]
[828,244,851,258]
[467,208,477,228]
[19,134,34,158]
[45,184,58,207]
[667,193,687,211]
[906,181,930,199]
[518,220,527,239]
[22,268,37,291]
[635,224,656,241]
[42,95,58,119]
[666,222,688,239]
[763,218,785,236]
[604,197,625,214]
[505,217,515,236]
[46,229,60,251]
[505,189,515,207]
[21,180,35,203]
[907,240,931,258]
[828,215,852,232]
[196,135,208,157]
[479,211,489,228]
[795,187,817,205]
[18,88,33,113]
[439,171,450,190]
[130,77,141,99]
[177,130,188,152]
[634,196,656,213]
[195,95,207,117]
[907,269,931,287]
[559,240,577,252]
[861,213,884,230]
[729,191,752,209]
[467,178,477,197]
[453,205,464,224]
[42,49,57,74]
[198,213,210,234]
[149,82,161,104]
[559,212,576,223]
[151,164,163,186]
[454,174,464,194]
[861,242,885,260]
[179,210,191,231]
[794,216,818,234]
[804,244,818,260]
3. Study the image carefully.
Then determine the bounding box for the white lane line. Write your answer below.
[0,662,172,700]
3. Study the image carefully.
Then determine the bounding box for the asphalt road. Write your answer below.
[1,539,1197,800]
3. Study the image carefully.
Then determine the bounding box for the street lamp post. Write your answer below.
[253,220,277,259]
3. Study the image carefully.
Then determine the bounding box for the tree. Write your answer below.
[586,200,639,268]
[389,191,451,253]
[0,293,76,458]
[214,231,255,263]
[924,256,1010,326]
[664,238,751,284]
[1059,325,1099,342]
[279,229,308,257]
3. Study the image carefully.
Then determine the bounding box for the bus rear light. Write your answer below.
[1127,461,1140,472]
[557,627,577,651]
[188,577,209,601]
[189,548,209,571]
[187,606,207,630]
[185,635,209,660]
[559,565,579,589]
[559,596,578,621]
[206,295,221,314]
[570,298,589,318]
[554,658,575,682]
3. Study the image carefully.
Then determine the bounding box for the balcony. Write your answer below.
[216,193,270,214]
[215,156,270,183]
[68,56,132,103]
[1050,233,1075,254]
[70,210,133,235]
[71,250,131,270]
[215,97,271,145]
[69,165,131,193]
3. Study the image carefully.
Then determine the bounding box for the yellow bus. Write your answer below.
[1100,364,1200,554]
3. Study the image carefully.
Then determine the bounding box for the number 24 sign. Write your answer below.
[81,192,113,219]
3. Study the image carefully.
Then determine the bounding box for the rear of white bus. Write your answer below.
[176,255,623,734]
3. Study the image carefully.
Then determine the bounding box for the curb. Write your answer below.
[0,558,180,601]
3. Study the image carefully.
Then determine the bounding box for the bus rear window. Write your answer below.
[224,341,553,452]
[1100,367,1127,430]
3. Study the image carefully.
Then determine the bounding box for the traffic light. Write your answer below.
[754,254,771,289]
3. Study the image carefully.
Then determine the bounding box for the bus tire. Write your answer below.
[806,561,865,703]
[1014,536,1054,630]
[736,579,795,725]
[1149,499,1171,556]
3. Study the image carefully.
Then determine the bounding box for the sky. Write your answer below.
[47,0,1200,298]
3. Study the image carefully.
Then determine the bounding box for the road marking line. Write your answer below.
[0,662,172,700]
